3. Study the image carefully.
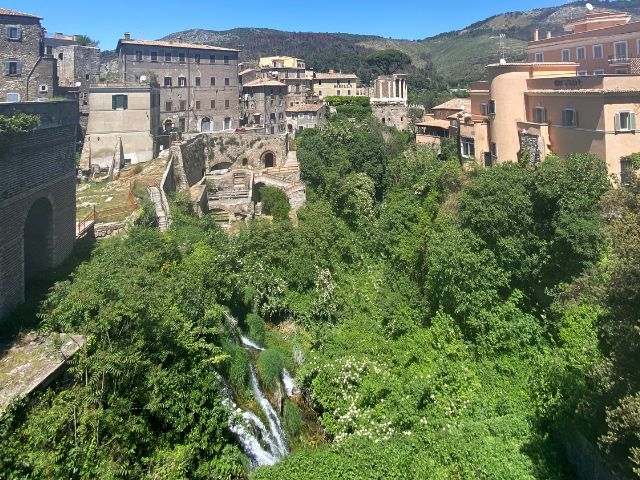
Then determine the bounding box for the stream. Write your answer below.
[218,324,298,469]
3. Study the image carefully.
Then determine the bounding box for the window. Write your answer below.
[195,100,201,110]
[209,55,215,64]
[179,100,187,111]
[562,108,577,127]
[593,44,603,59]
[577,71,588,76]
[614,42,628,60]
[593,69,605,75]
[6,92,20,102]
[4,60,21,76]
[178,77,186,87]
[336,90,341,96]
[210,100,216,109]
[616,68,629,74]
[164,76,172,87]
[210,77,216,86]
[46,46,53,55]
[165,51,172,62]
[347,90,352,95]
[112,94,128,110]
[225,99,230,109]
[195,76,201,86]
[488,100,496,115]
[318,90,322,96]
[615,111,637,132]
[461,137,475,158]
[224,77,230,86]
[223,55,229,64]
[576,47,586,60]
[151,51,158,62]
[58,52,64,61]
[490,142,498,158]
[480,103,488,116]
[179,53,185,63]
[561,49,570,62]
[135,50,143,61]
[535,52,544,62]
[165,101,173,111]
[621,158,635,186]
[7,26,20,40]
[195,54,201,64]
[533,106,546,124]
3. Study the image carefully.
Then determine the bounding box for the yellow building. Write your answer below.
[312,71,366,98]
[259,56,305,69]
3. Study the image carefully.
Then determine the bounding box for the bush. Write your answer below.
[283,399,302,438]
[257,349,284,391]
[132,164,144,174]
[259,185,290,221]
[0,113,40,134]
[229,345,250,392]
[246,313,265,345]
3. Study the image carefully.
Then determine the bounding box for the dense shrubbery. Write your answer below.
[258,185,290,221]
[2,109,639,478]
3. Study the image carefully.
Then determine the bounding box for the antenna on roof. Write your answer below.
[499,33,506,60]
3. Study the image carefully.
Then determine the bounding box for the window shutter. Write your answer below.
[16,27,21,40]
[112,95,117,110]
[4,61,9,75]
[574,110,578,127]
[123,95,128,110]
[16,62,21,75]
[631,113,637,131]
[615,112,621,132]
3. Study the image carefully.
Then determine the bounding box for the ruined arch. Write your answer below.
[261,151,275,168]
[24,197,54,282]
[164,118,174,131]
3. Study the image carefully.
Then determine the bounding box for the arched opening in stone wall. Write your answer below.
[164,119,174,131]
[24,197,54,283]
[212,162,232,171]
[201,117,211,132]
[262,151,275,168]
[252,182,266,203]
[242,158,249,167]
[288,124,293,133]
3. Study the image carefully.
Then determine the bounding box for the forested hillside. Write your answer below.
[160,0,640,86]
[1,104,639,478]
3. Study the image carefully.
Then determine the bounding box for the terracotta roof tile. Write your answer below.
[286,103,324,112]
[432,98,471,111]
[242,78,287,88]
[0,8,40,19]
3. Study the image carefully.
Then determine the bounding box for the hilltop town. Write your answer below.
[1,3,640,479]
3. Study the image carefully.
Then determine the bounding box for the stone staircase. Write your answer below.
[147,185,169,232]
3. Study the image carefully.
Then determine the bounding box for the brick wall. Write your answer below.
[0,101,78,323]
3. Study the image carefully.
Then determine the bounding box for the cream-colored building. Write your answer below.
[82,83,160,171]
[459,62,639,181]
[312,71,366,98]
[259,56,305,70]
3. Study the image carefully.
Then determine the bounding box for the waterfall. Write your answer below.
[215,316,290,469]
[240,335,265,351]
[282,368,298,397]
[249,365,289,458]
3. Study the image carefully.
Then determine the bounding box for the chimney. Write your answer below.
[124,32,131,41]
[546,31,552,39]
[533,29,539,41]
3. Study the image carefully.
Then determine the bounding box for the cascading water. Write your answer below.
[249,365,289,458]
[216,320,292,469]
[282,368,298,397]
[240,335,265,351]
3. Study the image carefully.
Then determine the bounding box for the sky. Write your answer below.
[12,0,569,50]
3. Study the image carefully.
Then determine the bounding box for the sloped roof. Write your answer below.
[118,39,239,52]
[314,72,358,80]
[238,68,256,76]
[433,98,471,111]
[416,117,451,129]
[286,103,324,112]
[243,78,287,88]
[0,8,41,19]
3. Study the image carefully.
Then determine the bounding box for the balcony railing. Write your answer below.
[609,55,632,65]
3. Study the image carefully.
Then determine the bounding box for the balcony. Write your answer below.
[608,55,633,66]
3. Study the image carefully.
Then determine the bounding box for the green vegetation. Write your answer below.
[246,313,265,345]
[2,108,640,478]
[0,113,40,134]
[365,48,412,75]
[258,185,290,221]
[257,349,284,391]
[74,34,99,47]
